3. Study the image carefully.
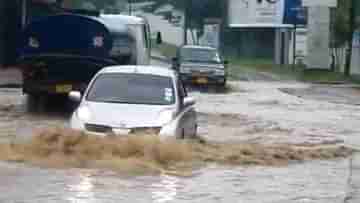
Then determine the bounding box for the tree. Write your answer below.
[333,0,358,75]
[344,0,355,76]
[333,0,351,47]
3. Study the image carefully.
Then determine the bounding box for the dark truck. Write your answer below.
[17,11,137,106]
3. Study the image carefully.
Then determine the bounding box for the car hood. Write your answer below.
[85,102,174,128]
[181,62,223,69]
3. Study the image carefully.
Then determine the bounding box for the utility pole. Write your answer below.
[21,0,27,29]
[345,0,355,76]
[128,0,132,15]
[292,23,297,70]
[183,0,191,45]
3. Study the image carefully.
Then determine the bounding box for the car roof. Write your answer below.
[181,45,217,51]
[99,14,146,25]
[99,65,176,78]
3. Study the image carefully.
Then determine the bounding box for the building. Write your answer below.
[219,0,306,64]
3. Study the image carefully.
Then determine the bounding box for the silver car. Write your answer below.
[69,65,197,139]
[173,45,228,87]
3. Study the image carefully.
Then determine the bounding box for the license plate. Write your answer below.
[196,77,208,84]
[113,128,131,135]
[55,85,72,93]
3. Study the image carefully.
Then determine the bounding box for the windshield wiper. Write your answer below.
[91,98,171,105]
[185,59,220,64]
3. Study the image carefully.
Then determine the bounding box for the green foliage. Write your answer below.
[333,0,351,47]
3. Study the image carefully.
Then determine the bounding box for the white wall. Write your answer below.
[350,48,360,75]
[228,0,285,27]
[306,6,331,69]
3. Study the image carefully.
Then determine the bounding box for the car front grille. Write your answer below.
[85,124,113,134]
[191,69,215,75]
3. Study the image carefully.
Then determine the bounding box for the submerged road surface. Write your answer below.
[0,62,359,202]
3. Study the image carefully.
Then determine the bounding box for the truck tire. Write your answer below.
[26,94,39,113]
[26,94,46,113]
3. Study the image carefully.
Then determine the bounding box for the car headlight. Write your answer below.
[180,67,191,74]
[158,109,177,126]
[215,69,225,76]
[76,105,92,122]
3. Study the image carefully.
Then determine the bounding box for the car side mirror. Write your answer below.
[184,97,196,106]
[156,31,163,44]
[69,91,82,102]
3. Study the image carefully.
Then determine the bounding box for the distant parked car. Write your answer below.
[172,45,228,87]
[69,65,197,139]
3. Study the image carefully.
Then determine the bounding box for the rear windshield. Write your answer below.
[180,48,221,64]
[86,73,175,105]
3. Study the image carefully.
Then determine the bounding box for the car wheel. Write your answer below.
[219,79,227,87]
[180,129,186,140]
[215,81,227,93]
[193,124,198,138]
[26,94,45,113]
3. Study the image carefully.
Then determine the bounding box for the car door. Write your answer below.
[177,78,196,138]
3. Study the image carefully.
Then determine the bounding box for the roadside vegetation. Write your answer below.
[151,44,360,84]
[227,58,360,84]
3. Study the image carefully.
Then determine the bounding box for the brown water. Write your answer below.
[0,129,351,175]
[0,159,349,203]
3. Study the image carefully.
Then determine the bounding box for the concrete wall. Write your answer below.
[350,48,360,76]
[306,7,331,69]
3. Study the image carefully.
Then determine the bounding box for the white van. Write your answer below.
[98,14,158,66]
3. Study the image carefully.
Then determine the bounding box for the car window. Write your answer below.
[86,73,175,105]
[180,48,221,64]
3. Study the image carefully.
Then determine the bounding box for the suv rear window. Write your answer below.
[180,48,221,64]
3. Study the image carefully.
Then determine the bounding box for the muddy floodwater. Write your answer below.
[0,160,349,203]
[0,81,359,202]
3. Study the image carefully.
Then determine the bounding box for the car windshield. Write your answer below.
[180,48,221,64]
[86,73,175,105]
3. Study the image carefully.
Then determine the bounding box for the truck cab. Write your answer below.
[17,11,154,107]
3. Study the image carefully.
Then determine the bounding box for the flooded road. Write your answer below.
[0,160,349,203]
[0,78,359,202]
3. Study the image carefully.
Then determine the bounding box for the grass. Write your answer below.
[227,57,359,84]
[151,44,359,84]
